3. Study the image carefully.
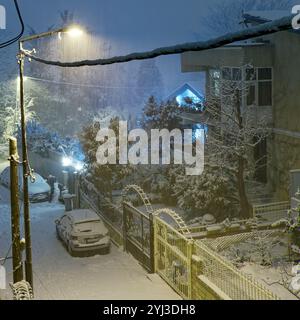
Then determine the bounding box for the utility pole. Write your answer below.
[17,25,83,290]
[9,137,23,283]
[18,47,33,289]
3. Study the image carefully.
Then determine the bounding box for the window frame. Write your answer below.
[219,66,273,108]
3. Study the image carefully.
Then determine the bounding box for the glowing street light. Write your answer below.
[58,25,84,40]
[66,26,84,38]
[62,156,85,172]
[62,157,72,167]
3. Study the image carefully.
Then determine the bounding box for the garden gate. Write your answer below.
[122,185,155,273]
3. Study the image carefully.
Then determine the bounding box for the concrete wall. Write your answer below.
[273,32,300,132]
[181,44,273,72]
[268,134,300,199]
[269,31,300,199]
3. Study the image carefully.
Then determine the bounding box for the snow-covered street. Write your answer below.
[0,186,179,300]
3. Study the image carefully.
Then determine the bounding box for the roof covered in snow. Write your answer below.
[166,83,204,106]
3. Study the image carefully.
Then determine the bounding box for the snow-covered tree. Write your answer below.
[135,60,165,109]
[169,67,271,220]
[202,70,270,218]
[0,80,35,143]
[142,96,181,132]
[170,166,236,220]
[80,116,133,197]
[59,10,75,27]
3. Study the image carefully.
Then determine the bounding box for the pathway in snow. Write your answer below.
[0,186,180,300]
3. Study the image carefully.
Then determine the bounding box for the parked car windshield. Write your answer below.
[74,220,101,232]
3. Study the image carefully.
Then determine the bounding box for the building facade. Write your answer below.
[181,12,300,200]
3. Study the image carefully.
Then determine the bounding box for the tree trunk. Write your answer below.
[237,156,252,219]
[234,89,252,219]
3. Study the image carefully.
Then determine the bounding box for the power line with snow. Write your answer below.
[22,15,294,68]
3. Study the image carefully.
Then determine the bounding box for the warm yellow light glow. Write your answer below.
[66,26,84,38]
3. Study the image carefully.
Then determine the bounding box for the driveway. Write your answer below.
[0,187,180,300]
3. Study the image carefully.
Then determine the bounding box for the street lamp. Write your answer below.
[65,25,84,38]
[17,25,84,289]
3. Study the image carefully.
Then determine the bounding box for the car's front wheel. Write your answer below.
[68,242,75,257]
[56,227,61,240]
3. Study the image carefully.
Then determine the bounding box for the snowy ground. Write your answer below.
[0,185,180,300]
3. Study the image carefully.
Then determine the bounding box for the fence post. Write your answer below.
[74,172,80,209]
[252,205,256,219]
[149,213,155,274]
[153,216,157,273]
[187,240,193,300]
[68,170,76,195]
[77,174,81,209]
[122,202,127,252]
[9,137,23,283]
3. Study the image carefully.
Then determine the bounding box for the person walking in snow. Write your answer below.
[47,175,56,202]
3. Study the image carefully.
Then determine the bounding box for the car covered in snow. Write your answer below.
[0,166,51,203]
[55,209,111,256]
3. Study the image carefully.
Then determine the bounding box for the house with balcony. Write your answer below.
[181,11,300,201]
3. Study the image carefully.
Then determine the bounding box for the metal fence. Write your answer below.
[79,178,124,248]
[78,180,279,300]
[253,201,290,222]
[154,217,279,300]
[201,230,278,252]
[123,202,154,272]
[193,241,278,300]
[154,216,192,299]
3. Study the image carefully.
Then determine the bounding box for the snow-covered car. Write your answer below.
[0,166,50,203]
[55,209,111,257]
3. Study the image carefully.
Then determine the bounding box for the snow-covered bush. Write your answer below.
[170,166,237,221]
[19,121,84,160]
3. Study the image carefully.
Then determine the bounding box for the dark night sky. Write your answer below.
[1,0,222,93]
[0,0,294,95]
[4,0,215,49]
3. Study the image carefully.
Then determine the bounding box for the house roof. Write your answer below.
[166,83,204,102]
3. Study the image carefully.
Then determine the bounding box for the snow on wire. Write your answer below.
[21,15,295,68]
